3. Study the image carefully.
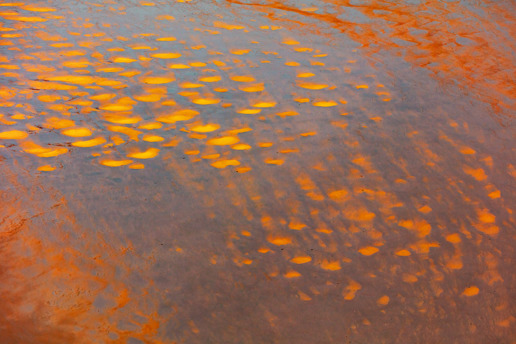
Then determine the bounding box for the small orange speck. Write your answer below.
[377,295,390,306]
[298,291,312,301]
[402,274,418,283]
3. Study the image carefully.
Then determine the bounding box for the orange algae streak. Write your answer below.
[207,136,239,146]
[199,76,221,83]
[0,130,28,139]
[72,137,106,148]
[284,270,301,278]
[213,21,245,30]
[297,82,329,90]
[157,109,199,123]
[129,163,145,170]
[211,159,240,168]
[21,141,68,158]
[358,246,379,256]
[37,165,56,172]
[151,53,181,59]
[61,127,93,137]
[267,235,292,246]
[252,101,276,108]
[99,159,133,167]
[282,38,300,45]
[127,148,160,159]
[45,75,95,85]
[230,75,256,82]
[190,124,220,132]
[141,76,175,84]
[191,97,220,105]
[290,256,312,264]
[313,100,337,107]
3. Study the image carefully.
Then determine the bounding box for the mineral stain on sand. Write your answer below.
[0,0,514,343]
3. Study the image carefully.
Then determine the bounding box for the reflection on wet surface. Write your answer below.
[0,0,515,343]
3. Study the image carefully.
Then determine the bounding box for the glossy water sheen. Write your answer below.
[0,1,515,343]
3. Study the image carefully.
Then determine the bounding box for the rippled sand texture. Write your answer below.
[0,1,515,343]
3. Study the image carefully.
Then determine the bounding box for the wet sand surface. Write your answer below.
[0,1,515,343]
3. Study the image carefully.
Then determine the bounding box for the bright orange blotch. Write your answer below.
[252,101,276,108]
[359,246,379,256]
[211,159,240,168]
[343,280,361,300]
[45,75,95,85]
[328,189,348,201]
[288,221,306,230]
[190,123,220,132]
[267,235,292,246]
[395,249,411,256]
[282,38,300,45]
[290,256,312,264]
[72,137,106,148]
[37,165,56,172]
[191,97,220,105]
[377,295,390,306]
[207,136,239,146]
[199,76,221,83]
[312,100,337,107]
[297,82,329,90]
[21,142,68,158]
[61,127,92,137]
[462,286,479,296]
[141,76,175,84]
[319,260,341,271]
[99,159,133,167]
[284,270,301,278]
[463,166,487,181]
[151,52,181,59]
[230,75,255,82]
[127,148,160,159]
[445,233,461,244]
[156,109,199,123]
[0,130,28,140]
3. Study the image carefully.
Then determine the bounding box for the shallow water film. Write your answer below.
[1,0,515,343]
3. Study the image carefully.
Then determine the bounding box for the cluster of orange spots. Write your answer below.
[239,0,515,114]
[398,218,432,238]
[475,208,499,235]
[0,13,386,173]
[343,280,362,300]
[0,4,512,342]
